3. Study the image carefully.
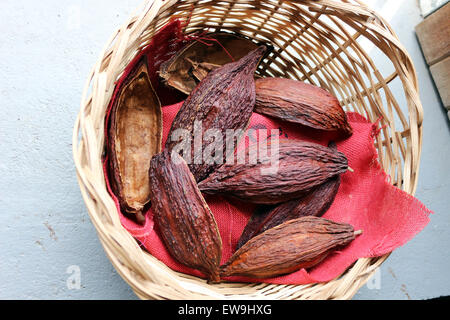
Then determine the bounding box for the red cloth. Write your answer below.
[104,101,431,285]
[102,19,432,285]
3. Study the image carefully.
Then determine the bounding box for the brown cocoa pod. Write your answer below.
[237,175,340,250]
[165,46,267,182]
[197,140,348,204]
[220,216,361,279]
[149,151,222,282]
[254,77,352,138]
[107,56,162,224]
[160,32,269,94]
[236,141,341,248]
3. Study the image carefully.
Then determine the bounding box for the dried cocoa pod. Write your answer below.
[148,151,222,282]
[220,216,361,279]
[237,175,340,250]
[107,56,162,224]
[160,32,269,94]
[254,78,352,138]
[186,59,221,83]
[165,46,267,182]
[198,140,348,204]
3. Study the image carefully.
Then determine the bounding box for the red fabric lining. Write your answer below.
[102,21,432,285]
[104,101,432,285]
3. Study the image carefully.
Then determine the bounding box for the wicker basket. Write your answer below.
[73,0,423,299]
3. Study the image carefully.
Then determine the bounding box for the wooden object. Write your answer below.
[416,3,450,111]
[430,56,450,109]
[415,2,450,66]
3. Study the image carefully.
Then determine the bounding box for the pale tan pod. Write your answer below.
[108,56,162,223]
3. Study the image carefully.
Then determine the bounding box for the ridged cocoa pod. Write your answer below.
[254,78,352,138]
[220,216,361,279]
[160,32,269,94]
[165,46,267,182]
[237,175,340,249]
[236,141,341,248]
[149,151,222,283]
[197,140,348,204]
[107,56,162,224]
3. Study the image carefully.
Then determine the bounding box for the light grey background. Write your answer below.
[0,0,448,300]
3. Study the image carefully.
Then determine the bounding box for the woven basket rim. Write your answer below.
[73,0,423,300]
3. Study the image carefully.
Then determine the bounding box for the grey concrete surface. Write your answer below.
[0,0,448,300]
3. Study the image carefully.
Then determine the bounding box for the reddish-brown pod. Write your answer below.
[254,78,352,138]
[220,216,361,279]
[198,140,348,204]
[107,56,162,224]
[165,46,267,182]
[149,151,222,283]
[236,141,342,248]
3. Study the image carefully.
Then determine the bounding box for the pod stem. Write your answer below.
[354,230,363,236]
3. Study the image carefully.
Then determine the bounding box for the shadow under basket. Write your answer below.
[73,0,424,300]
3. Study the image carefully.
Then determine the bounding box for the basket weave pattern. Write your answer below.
[73,0,423,299]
